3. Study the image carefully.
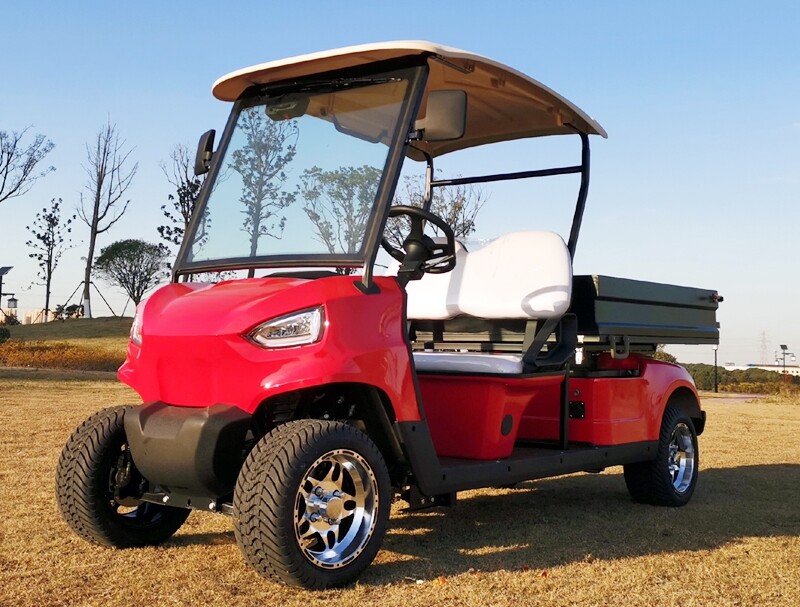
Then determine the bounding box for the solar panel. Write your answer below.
[0,266,12,276]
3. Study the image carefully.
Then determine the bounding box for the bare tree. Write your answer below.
[0,127,55,204]
[77,121,137,317]
[157,144,206,248]
[385,172,487,248]
[25,198,76,316]
[229,109,297,267]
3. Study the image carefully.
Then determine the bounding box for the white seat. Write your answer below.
[386,240,469,319]
[400,231,572,321]
[457,231,572,319]
[391,231,573,374]
[413,351,524,374]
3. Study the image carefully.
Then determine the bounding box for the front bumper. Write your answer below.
[124,402,252,498]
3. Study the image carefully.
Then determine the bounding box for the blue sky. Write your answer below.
[1,1,798,365]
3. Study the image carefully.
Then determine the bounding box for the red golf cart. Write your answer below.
[56,41,721,589]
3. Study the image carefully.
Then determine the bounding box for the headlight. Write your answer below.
[130,303,144,345]
[246,306,325,349]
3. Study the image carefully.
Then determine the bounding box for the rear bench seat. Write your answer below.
[396,231,573,374]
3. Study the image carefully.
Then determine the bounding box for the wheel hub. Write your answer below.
[668,422,696,493]
[306,489,345,525]
[294,449,379,569]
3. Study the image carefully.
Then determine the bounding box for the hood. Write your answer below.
[142,277,321,338]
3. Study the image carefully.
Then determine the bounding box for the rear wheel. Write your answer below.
[233,419,390,589]
[624,405,699,506]
[55,406,190,547]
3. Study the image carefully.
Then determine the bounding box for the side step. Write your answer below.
[397,421,657,496]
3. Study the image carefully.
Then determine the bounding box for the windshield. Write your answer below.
[184,77,410,269]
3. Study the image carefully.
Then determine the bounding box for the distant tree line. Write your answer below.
[683,363,798,392]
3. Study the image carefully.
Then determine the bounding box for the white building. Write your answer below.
[723,363,800,377]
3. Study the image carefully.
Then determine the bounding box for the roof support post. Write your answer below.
[567,132,591,259]
[422,151,434,211]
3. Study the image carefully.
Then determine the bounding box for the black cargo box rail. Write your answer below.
[569,275,721,348]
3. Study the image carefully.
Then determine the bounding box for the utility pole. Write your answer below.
[712,345,719,393]
[0,266,13,320]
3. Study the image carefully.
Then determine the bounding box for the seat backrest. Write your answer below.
[458,231,572,319]
[399,231,572,320]
[387,240,469,319]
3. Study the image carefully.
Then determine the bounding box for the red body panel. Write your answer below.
[118,276,421,421]
[418,374,563,459]
[119,277,698,460]
[420,355,698,459]
[518,355,697,444]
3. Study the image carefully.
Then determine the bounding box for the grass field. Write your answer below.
[0,318,131,371]
[5,317,132,355]
[1,368,798,607]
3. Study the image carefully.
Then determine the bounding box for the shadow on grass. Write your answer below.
[363,463,800,583]
[167,464,799,584]
[169,530,236,547]
[0,367,120,382]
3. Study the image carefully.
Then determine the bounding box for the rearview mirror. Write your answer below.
[194,129,216,176]
[415,90,467,141]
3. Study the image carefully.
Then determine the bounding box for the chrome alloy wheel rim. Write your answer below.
[294,449,379,569]
[668,423,696,493]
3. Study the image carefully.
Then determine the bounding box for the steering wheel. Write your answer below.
[381,205,457,274]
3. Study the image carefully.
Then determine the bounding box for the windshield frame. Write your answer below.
[173,59,428,280]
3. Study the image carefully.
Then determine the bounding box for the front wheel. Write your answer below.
[233,419,391,589]
[55,406,190,547]
[624,405,699,506]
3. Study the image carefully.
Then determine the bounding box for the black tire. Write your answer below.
[55,406,190,547]
[233,419,391,589]
[624,405,699,506]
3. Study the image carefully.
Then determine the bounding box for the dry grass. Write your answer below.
[6,317,132,342]
[1,369,798,607]
[0,340,125,371]
[0,317,131,371]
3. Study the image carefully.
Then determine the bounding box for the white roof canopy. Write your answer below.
[213,41,607,159]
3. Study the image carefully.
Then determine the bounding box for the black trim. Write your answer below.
[396,419,657,495]
[173,59,428,281]
[567,131,591,258]
[269,270,339,280]
[361,65,428,290]
[172,97,241,283]
[398,279,428,422]
[124,402,252,498]
[559,363,571,449]
[431,165,581,188]
[353,279,380,295]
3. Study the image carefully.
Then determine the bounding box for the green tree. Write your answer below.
[0,127,55,204]
[94,239,169,305]
[300,165,383,256]
[229,109,298,262]
[652,345,678,364]
[25,198,76,315]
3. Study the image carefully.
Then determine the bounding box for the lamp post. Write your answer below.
[0,266,14,321]
[712,345,719,393]
[777,345,796,382]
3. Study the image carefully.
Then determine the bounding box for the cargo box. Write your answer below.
[570,275,721,349]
